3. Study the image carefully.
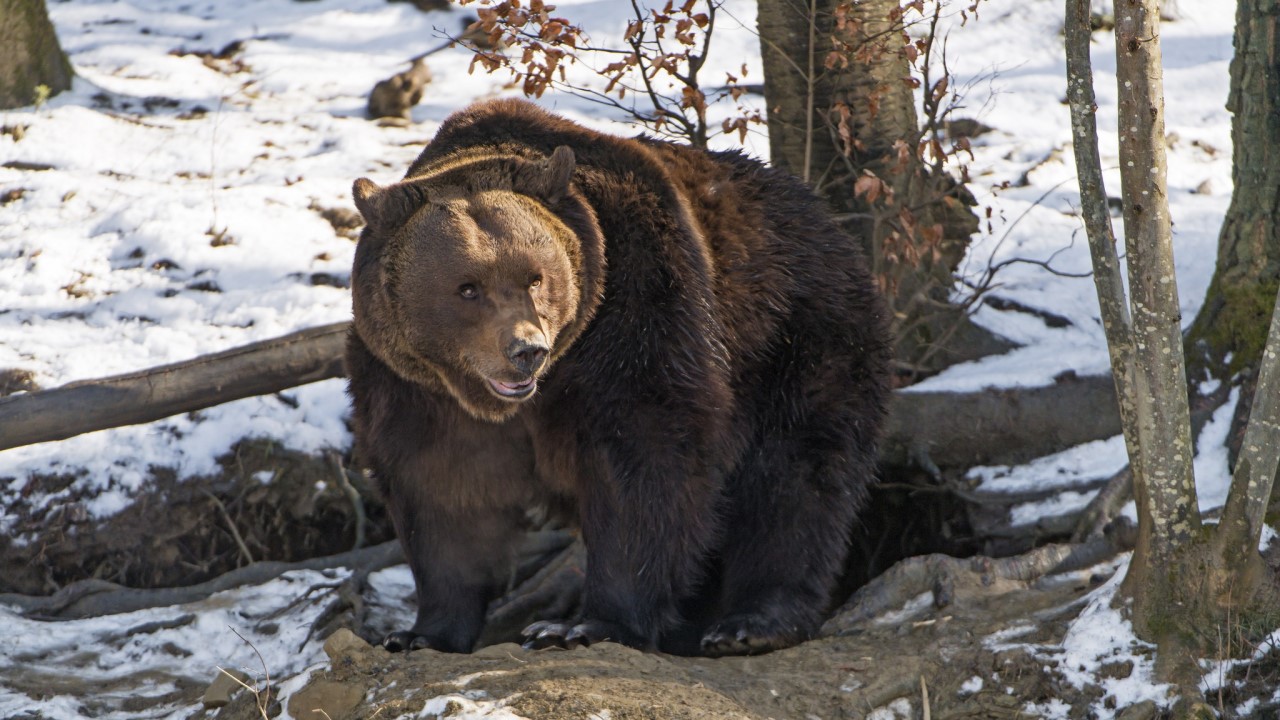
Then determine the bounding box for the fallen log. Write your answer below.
[0,322,1122,470]
[885,372,1120,469]
[0,322,348,452]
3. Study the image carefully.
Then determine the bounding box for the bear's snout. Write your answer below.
[505,337,549,377]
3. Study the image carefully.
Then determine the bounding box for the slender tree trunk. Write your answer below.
[0,0,73,110]
[756,0,1008,377]
[1112,0,1200,578]
[1063,0,1152,575]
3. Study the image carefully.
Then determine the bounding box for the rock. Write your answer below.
[1116,700,1158,720]
[367,58,432,120]
[323,628,370,662]
[287,679,365,720]
[204,668,251,709]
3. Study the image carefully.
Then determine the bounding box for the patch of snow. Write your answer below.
[970,435,1129,495]
[984,623,1038,650]
[1193,386,1239,512]
[866,697,913,720]
[1009,489,1097,528]
[1032,698,1072,719]
[874,591,935,626]
[275,662,326,720]
[1260,524,1277,552]
[1199,627,1280,697]
[959,675,983,695]
[1018,556,1176,720]
[418,694,528,719]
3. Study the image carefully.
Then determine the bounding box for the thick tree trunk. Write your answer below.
[0,0,73,110]
[756,0,1008,376]
[1185,0,1280,381]
[759,0,918,188]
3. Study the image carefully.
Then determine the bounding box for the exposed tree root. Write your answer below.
[822,536,1130,635]
[1071,466,1134,542]
[480,533,584,647]
[0,541,404,619]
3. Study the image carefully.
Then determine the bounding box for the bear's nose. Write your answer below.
[506,338,549,376]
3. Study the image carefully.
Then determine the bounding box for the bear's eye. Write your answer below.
[459,283,479,299]
[529,276,542,290]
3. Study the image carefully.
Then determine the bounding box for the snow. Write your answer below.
[0,0,1275,717]
[1193,386,1239,513]
[866,697,914,720]
[0,569,347,720]
[970,435,1129,494]
[1046,562,1173,715]
[416,694,527,719]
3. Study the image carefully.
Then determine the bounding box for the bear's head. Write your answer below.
[351,147,589,422]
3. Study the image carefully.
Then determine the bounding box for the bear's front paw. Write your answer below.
[700,614,810,657]
[521,619,647,651]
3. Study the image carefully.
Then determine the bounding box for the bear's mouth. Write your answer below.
[487,376,537,400]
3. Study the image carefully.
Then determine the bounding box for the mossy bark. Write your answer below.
[0,0,73,109]
[1185,0,1280,379]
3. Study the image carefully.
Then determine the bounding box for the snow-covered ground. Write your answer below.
[0,0,1266,717]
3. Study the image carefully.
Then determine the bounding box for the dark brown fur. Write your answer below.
[347,99,892,656]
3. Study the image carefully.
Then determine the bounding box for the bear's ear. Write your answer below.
[515,145,576,204]
[352,178,429,232]
[352,178,383,223]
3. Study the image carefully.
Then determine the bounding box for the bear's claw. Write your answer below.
[521,619,642,650]
[700,614,806,657]
[382,630,434,653]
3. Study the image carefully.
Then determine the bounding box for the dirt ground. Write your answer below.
[209,564,1140,720]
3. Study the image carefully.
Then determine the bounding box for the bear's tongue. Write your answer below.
[490,377,535,397]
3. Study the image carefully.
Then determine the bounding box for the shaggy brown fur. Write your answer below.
[347,99,892,656]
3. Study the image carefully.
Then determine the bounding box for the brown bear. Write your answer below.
[346,98,892,657]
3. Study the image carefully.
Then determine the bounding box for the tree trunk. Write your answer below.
[1184,0,1280,515]
[756,0,1008,378]
[1185,0,1280,382]
[0,0,73,110]
[1108,4,1205,665]
[1067,0,1280,700]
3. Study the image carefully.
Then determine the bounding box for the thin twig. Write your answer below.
[203,489,255,566]
[803,0,816,183]
[921,675,932,720]
[229,626,273,720]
